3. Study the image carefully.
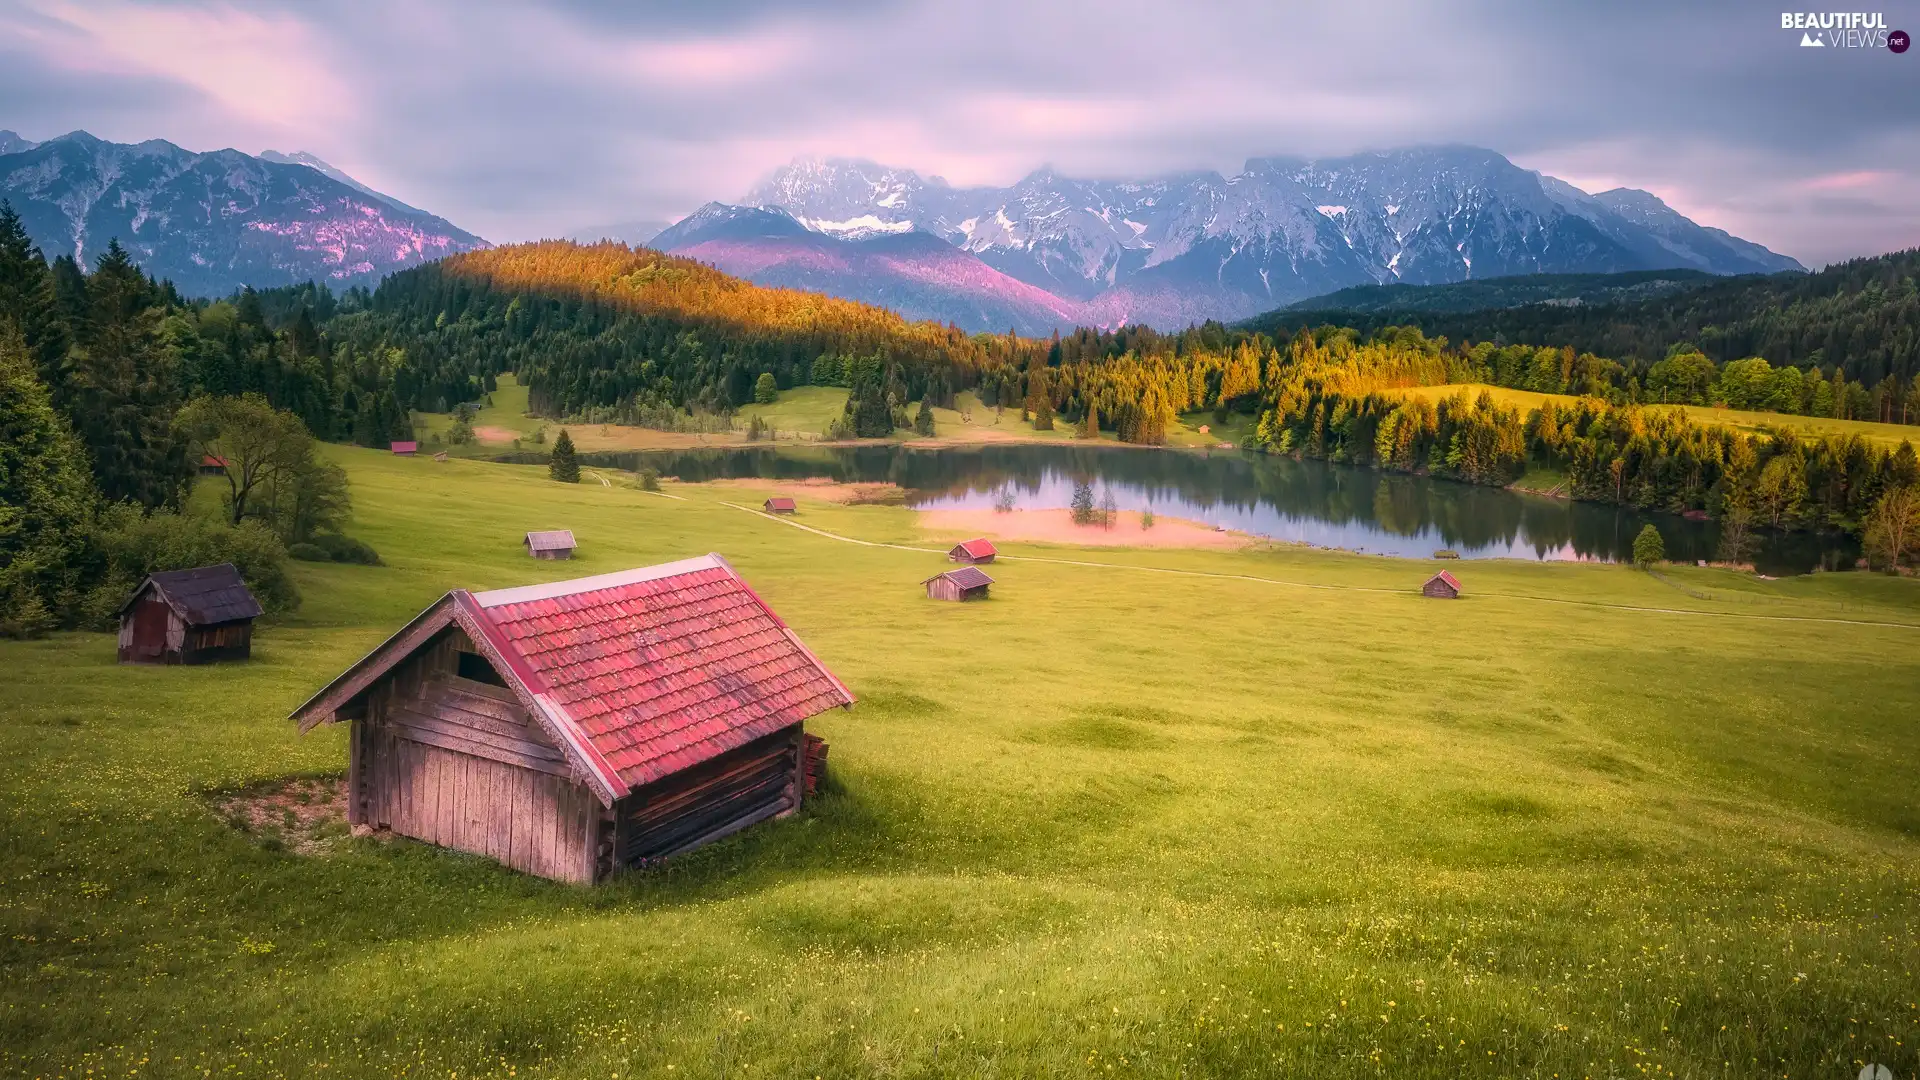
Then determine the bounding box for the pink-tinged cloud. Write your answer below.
[1798,170,1892,191]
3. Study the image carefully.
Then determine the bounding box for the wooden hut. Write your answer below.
[117,563,262,665]
[199,454,229,476]
[289,554,853,883]
[391,440,419,456]
[1422,570,1462,599]
[763,497,797,515]
[524,530,576,560]
[924,565,993,602]
[948,538,997,565]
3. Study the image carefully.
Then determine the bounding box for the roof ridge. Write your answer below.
[473,554,728,608]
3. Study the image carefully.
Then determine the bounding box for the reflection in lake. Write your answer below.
[529,443,1858,575]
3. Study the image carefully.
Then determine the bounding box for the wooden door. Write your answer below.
[130,596,170,660]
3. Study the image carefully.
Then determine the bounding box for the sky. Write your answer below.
[1,0,1915,267]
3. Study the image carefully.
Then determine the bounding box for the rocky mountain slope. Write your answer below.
[657,146,1801,331]
[0,131,486,296]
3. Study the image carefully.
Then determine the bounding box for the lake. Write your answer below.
[543,443,1859,575]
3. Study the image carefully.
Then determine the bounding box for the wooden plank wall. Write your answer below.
[614,725,800,866]
[355,626,598,883]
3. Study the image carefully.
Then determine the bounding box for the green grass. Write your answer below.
[739,386,850,436]
[1388,383,1920,448]
[4,448,1919,1078]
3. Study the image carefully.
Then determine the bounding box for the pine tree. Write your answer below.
[1070,480,1096,525]
[0,202,67,391]
[0,321,98,636]
[66,241,189,507]
[549,428,579,482]
[913,397,934,436]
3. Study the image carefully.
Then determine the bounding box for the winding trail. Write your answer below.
[720,502,1920,632]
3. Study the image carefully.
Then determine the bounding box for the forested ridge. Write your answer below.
[1248,248,1920,390]
[5,224,1919,638]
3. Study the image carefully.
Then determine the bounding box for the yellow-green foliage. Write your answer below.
[2,449,1918,1078]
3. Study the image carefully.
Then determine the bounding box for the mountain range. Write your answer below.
[653,146,1804,333]
[0,130,487,296]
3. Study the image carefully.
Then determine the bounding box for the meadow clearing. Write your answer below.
[1382,383,1920,450]
[2,447,1918,1079]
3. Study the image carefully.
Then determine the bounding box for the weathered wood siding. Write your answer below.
[351,626,598,883]
[613,725,802,867]
[119,593,249,664]
[1422,578,1460,599]
[530,547,573,560]
[924,577,988,602]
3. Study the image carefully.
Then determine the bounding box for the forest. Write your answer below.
[1247,248,1920,391]
[5,218,1919,639]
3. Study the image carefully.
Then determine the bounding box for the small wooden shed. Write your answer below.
[1422,570,1462,599]
[763,497,797,514]
[949,538,997,564]
[924,565,993,602]
[525,530,576,559]
[290,554,854,883]
[391,440,419,456]
[199,454,229,475]
[117,563,263,665]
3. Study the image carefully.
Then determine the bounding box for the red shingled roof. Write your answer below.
[465,555,852,791]
[290,554,854,804]
[1429,570,1462,591]
[763,497,796,511]
[952,538,997,559]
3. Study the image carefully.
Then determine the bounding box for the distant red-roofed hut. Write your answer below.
[763,497,797,514]
[290,554,854,882]
[391,441,418,455]
[948,538,997,564]
[1422,570,1462,599]
[199,454,229,475]
[924,565,993,602]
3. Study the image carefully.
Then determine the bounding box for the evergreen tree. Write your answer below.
[0,202,67,390]
[0,321,98,636]
[1631,524,1665,567]
[549,428,579,482]
[754,371,777,404]
[66,241,189,507]
[1070,479,1096,525]
[913,397,934,436]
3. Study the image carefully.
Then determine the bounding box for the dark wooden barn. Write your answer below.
[924,565,993,602]
[290,554,853,883]
[763,497,797,514]
[948,538,997,564]
[1422,570,1462,599]
[524,530,576,560]
[117,563,263,665]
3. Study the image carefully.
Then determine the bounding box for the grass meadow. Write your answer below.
[3,447,1918,1078]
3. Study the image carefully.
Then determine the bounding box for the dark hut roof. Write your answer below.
[119,563,263,625]
[524,530,576,552]
[952,538,997,558]
[1427,570,1462,591]
[290,554,855,805]
[926,566,994,589]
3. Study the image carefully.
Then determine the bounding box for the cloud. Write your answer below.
[1,0,1914,265]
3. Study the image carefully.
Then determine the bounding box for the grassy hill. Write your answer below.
[3,450,1917,1077]
[1383,382,1920,449]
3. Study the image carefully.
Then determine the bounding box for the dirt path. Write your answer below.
[719,502,1920,631]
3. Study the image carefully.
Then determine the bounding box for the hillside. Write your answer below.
[1281,268,1725,315]
[1243,248,1920,385]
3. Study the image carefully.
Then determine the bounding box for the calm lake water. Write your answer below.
[548,443,1858,575]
